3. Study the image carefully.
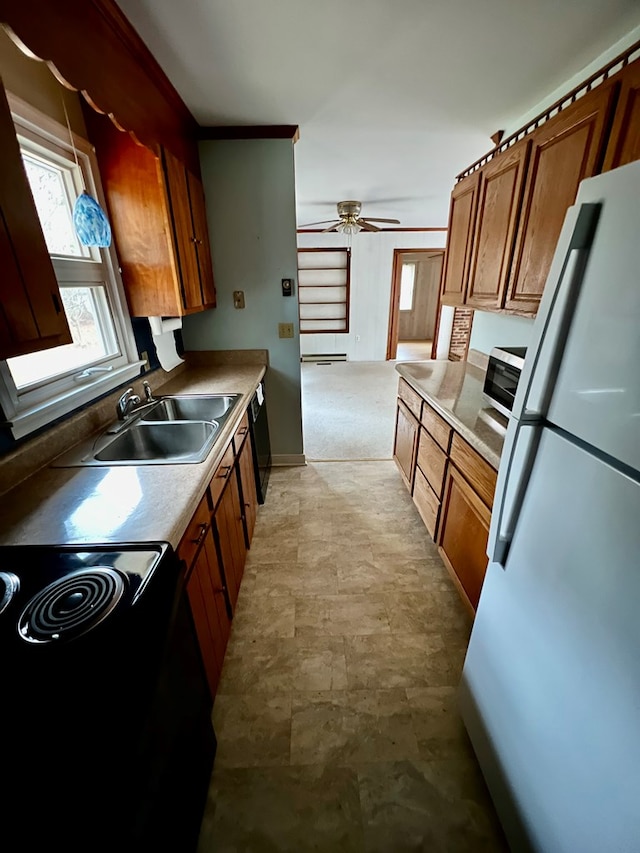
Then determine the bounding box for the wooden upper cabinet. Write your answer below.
[0,81,71,359]
[440,171,479,306]
[466,139,530,310]
[504,82,617,314]
[187,170,217,306]
[83,105,215,317]
[602,57,640,172]
[162,150,216,311]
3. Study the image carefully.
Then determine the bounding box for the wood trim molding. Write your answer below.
[200,125,300,143]
[0,0,200,171]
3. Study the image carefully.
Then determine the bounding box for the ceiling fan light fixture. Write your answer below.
[336,221,362,235]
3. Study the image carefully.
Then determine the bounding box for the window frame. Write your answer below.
[0,93,143,439]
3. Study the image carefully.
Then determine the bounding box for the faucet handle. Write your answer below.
[143,380,154,402]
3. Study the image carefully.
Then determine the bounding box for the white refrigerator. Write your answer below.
[459,159,640,853]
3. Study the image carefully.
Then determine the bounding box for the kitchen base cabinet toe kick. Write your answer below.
[393,377,497,613]
[178,408,258,700]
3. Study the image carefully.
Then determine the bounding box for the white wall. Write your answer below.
[297,231,446,361]
[469,311,535,355]
[182,139,304,464]
[504,24,640,136]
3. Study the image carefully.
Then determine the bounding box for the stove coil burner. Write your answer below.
[0,571,20,615]
[18,568,126,644]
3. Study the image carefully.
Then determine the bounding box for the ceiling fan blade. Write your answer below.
[357,220,381,232]
[360,217,401,224]
[321,223,340,232]
[298,219,341,228]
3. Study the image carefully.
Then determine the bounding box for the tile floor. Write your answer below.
[197,461,508,852]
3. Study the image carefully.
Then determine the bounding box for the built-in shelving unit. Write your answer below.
[297,248,350,333]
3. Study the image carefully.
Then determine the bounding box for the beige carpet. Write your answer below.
[301,361,400,461]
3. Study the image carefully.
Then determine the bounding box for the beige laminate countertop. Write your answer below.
[0,364,265,549]
[395,360,507,470]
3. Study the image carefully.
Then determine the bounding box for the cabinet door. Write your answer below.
[163,149,203,311]
[440,171,480,306]
[214,476,248,612]
[438,463,491,612]
[185,532,232,699]
[237,433,258,547]
[187,171,216,307]
[83,106,184,317]
[505,83,617,314]
[466,139,530,310]
[602,57,640,172]
[0,82,71,358]
[393,399,419,492]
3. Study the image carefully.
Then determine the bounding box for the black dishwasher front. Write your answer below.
[249,381,271,503]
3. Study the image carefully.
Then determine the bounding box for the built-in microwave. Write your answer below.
[482,346,527,417]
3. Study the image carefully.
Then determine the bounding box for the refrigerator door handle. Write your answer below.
[489,422,541,568]
[512,202,602,421]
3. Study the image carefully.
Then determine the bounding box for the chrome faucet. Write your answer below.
[116,387,142,421]
[143,380,155,403]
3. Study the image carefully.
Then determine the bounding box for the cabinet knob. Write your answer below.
[238,427,247,435]
[191,522,207,545]
[218,465,232,477]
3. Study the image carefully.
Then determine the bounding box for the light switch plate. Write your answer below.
[278,322,294,339]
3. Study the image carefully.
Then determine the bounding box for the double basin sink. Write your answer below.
[54,394,241,467]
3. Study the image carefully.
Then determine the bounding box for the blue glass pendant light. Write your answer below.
[63,98,112,248]
[73,191,111,247]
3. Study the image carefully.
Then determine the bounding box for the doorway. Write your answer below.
[386,249,444,360]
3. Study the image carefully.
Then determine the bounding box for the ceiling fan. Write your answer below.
[299,200,400,233]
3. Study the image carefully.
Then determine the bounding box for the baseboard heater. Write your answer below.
[300,353,348,363]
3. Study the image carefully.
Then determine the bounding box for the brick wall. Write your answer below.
[448,308,473,361]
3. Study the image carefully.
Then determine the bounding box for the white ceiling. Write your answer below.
[118,0,640,228]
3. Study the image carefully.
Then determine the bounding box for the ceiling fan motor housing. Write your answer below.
[337,200,362,220]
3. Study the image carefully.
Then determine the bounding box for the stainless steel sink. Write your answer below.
[94,421,218,463]
[141,394,240,425]
[51,392,242,467]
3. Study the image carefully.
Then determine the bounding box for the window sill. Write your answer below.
[3,362,145,440]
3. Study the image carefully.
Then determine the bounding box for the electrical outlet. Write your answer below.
[278,322,294,339]
[233,290,245,309]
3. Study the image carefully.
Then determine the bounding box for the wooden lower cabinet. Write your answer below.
[178,401,260,700]
[237,434,258,547]
[393,400,419,489]
[393,381,498,612]
[437,462,492,612]
[184,532,231,699]
[214,470,247,612]
[413,465,440,538]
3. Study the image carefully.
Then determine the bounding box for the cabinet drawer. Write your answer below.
[413,465,440,539]
[416,427,447,496]
[232,410,250,454]
[420,402,452,453]
[398,378,422,420]
[177,493,210,569]
[449,433,497,509]
[209,441,235,509]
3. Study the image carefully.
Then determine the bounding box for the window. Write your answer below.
[399,262,416,311]
[297,249,350,333]
[0,94,142,439]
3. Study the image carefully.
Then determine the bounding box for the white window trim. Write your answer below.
[0,93,143,440]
